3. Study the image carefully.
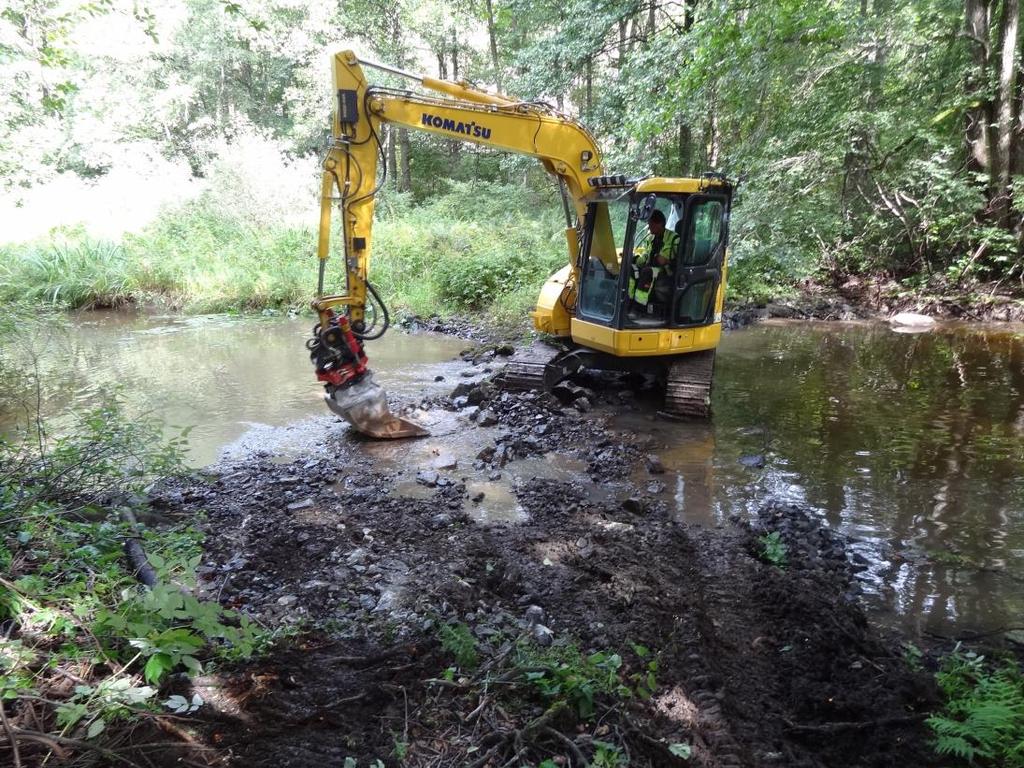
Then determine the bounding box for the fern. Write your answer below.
[929,647,1024,766]
[438,622,479,670]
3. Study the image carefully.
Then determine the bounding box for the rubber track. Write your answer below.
[498,345,561,391]
[664,349,716,418]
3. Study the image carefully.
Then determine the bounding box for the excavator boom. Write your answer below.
[309,51,605,438]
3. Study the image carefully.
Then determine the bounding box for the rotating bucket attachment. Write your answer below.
[308,311,428,439]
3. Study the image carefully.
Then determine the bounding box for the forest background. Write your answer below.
[2,0,1023,319]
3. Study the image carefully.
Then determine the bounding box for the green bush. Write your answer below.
[1,180,568,319]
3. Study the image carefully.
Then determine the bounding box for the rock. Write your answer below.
[277,594,298,606]
[477,446,496,461]
[286,498,314,512]
[471,491,485,503]
[452,396,470,409]
[573,397,593,413]
[645,455,665,474]
[622,497,644,514]
[646,481,666,494]
[738,454,765,468]
[766,302,799,318]
[416,470,440,487]
[467,381,496,406]
[524,605,546,626]
[599,521,635,534]
[434,375,445,381]
[488,471,502,481]
[460,369,478,378]
[890,312,936,327]
[358,594,377,610]
[495,345,515,356]
[531,623,554,647]
[478,410,499,427]
[346,547,370,565]
[434,454,458,470]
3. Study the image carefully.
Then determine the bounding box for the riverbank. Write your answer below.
[139,382,939,767]
[4,313,1024,766]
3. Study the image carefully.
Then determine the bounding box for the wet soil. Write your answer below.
[150,374,940,767]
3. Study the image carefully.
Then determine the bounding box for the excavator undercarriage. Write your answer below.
[498,343,716,419]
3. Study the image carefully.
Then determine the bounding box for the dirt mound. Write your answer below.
[149,386,938,767]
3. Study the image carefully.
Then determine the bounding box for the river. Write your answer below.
[2,311,1022,637]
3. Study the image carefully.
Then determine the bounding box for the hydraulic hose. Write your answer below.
[353,280,390,341]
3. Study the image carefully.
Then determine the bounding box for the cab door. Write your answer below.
[671,193,731,327]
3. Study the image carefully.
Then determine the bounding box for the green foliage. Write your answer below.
[437,621,479,670]
[516,642,656,720]
[2,180,567,318]
[0,391,269,743]
[592,740,626,767]
[1,392,189,509]
[758,531,788,567]
[928,647,1024,766]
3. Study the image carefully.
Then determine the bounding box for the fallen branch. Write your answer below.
[119,508,158,588]
[542,725,589,767]
[0,699,22,768]
[784,713,928,733]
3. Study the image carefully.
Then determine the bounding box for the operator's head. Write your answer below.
[648,209,666,235]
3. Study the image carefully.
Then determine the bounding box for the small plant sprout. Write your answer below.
[758,531,788,566]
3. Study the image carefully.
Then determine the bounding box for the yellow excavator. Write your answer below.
[308,51,733,438]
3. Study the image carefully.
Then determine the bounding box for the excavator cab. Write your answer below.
[573,176,732,343]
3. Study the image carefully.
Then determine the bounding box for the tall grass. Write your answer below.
[0,181,568,319]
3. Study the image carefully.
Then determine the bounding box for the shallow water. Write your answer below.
[614,320,1024,636]
[0,312,468,466]
[3,312,1023,635]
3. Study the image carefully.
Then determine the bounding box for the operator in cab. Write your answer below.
[628,209,678,318]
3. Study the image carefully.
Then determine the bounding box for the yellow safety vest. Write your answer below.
[629,231,679,307]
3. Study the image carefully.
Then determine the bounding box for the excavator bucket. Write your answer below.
[324,373,428,439]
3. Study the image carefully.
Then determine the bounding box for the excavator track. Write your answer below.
[663,349,716,419]
[498,343,564,391]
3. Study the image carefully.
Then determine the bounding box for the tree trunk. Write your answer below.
[684,0,697,31]
[964,0,992,173]
[399,128,412,193]
[994,0,1020,224]
[585,57,593,120]
[485,0,503,92]
[386,126,398,188]
[678,123,692,175]
[451,28,461,158]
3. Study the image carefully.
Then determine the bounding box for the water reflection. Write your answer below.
[0,311,468,466]
[617,321,1024,636]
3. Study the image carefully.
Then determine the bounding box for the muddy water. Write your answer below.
[3,312,1023,635]
[0,312,467,466]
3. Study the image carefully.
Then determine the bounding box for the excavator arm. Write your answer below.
[308,50,606,438]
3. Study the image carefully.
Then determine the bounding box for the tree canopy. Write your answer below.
[2,0,1022,292]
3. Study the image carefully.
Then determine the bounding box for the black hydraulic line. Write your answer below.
[353,280,390,341]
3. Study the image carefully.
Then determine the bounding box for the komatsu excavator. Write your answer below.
[308,51,733,438]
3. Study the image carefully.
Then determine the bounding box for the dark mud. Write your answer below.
[148,372,939,768]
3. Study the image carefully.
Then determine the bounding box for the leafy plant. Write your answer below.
[592,740,626,767]
[758,531,788,566]
[928,646,1024,766]
[438,621,479,669]
[516,642,655,719]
